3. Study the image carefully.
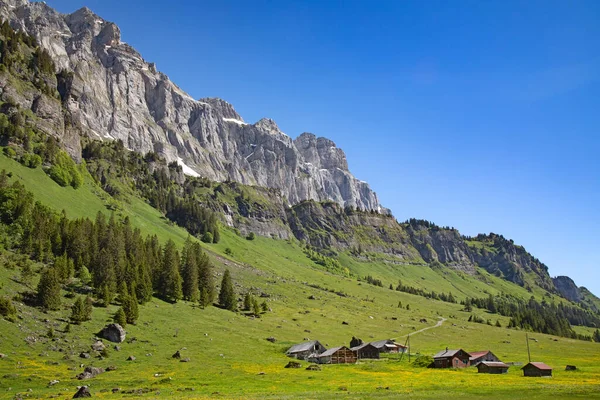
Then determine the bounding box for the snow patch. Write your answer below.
[176,157,200,177]
[223,118,247,126]
[95,19,104,24]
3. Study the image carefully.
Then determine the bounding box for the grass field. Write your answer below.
[0,154,599,399]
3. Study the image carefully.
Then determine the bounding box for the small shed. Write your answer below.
[522,362,552,377]
[469,350,501,365]
[476,361,509,374]
[433,348,471,368]
[351,343,380,360]
[370,339,406,354]
[286,340,326,360]
[317,346,357,364]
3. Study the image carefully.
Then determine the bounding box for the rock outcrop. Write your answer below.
[553,276,582,303]
[99,324,126,343]
[0,0,383,211]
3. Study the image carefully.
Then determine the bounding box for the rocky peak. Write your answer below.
[200,97,242,121]
[553,276,582,303]
[294,132,348,171]
[1,0,27,8]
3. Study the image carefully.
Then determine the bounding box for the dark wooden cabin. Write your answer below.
[317,346,358,364]
[433,348,471,368]
[469,350,501,365]
[370,339,407,354]
[522,362,553,377]
[286,340,326,360]
[351,343,380,360]
[476,361,509,374]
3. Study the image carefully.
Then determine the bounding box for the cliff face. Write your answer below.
[0,0,383,211]
[553,276,582,303]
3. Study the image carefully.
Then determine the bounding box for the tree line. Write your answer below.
[464,294,600,340]
[0,170,242,325]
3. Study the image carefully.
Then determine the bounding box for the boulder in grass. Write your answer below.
[172,350,181,359]
[285,361,301,369]
[91,341,105,352]
[73,386,91,398]
[99,324,126,343]
[77,366,104,380]
[306,364,321,371]
[565,365,577,371]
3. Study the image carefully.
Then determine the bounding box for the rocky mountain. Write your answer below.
[0,0,383,211]
[553,276,582,303]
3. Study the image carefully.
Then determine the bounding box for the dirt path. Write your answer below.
[392,317,446,342]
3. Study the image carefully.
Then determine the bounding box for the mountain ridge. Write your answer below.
[0,0,596,303]
[0,0,385,212]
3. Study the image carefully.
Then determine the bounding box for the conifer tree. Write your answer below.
[114,307,127,327]
[218,269,236,311]
[37,267,61,310]
[243,293,252,311]
[180,238,199,302]
[252,298,261,317]
[197,246,215,307]
[70,296,87,324]
[123,290,139,324]
[158,239,182,302]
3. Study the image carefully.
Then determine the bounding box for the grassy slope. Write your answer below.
[0,155,599,399]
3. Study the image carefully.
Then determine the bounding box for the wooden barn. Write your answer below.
[522,362,553,377]
[350,343,380,360]
[286,340,326,360]
[476,361,510,374]
[433,348,471,368]
[370,339,407,354]
[317,346,358,364]
[469,350,501,365]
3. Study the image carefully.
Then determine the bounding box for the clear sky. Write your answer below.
[46,0,600,296]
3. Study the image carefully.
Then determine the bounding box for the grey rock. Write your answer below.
[77,366,104,380]
[90,341,105,352]
[79,352,90,359]
[553,276,582,303]
[98,324,126,343]
[73,385,92,398]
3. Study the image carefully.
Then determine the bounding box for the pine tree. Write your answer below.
[243,293,252,311]
[495,320,502,328]
[218,269,236,311]
[37,267,61,310]
[78,266,91,284]
[252,299,261,317]
[197,246,215,307]
[261,300,269,312]
[158,239,182,302]
[123,291,139,324]
[70,296,87,324]
[114,307,127,327]
[180,238,199,302]
[593,329,600,343]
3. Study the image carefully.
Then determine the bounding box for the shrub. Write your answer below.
[0,296,17,320]
[412,355,434,368]
[3,146,16,158]
[201,231,213,244]
[224,247,233,256]
[246,232,255,241]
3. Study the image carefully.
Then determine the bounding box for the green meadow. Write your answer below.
[0,154,599,399]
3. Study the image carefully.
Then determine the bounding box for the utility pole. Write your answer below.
[526,333,531,363]
[408,334,411,363]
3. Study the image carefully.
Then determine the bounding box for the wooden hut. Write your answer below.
[317,346,358,364]
[433,348,471,368]
[469,350,501,365]
[476,361,509,374]
[370,339,406,354]
[350,343,380,360]
[522,362,552,377]
[286,340,326,360]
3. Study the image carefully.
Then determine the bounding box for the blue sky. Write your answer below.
[47,0,600,295]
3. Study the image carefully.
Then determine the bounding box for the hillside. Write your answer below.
[0,2,599,399]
